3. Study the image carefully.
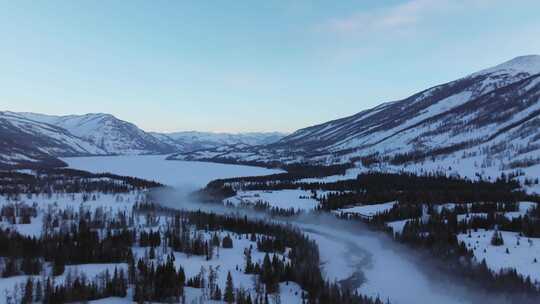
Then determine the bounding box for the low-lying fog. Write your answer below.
[154,187,534,304]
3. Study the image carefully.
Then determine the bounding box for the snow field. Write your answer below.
[458,230,540,283]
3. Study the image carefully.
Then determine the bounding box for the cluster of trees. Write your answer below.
[202,170,537,212]
[244,251,292,293]
[0,168,161,197]
[0,217,134,278]
[139,230,161,247]
[6,268,127,304]
[2,255,42,277]
[199,163,351,201]
[161,209,385,304]
[491,230,504,246]
[458,212,540,238]
[376,207,540,297]
[132,254,186,303]
[228,200,302,217]
[42,220,134,268]
[0,202,37,225]
[316,172,529,209]
[0,228,43,277]
[45,268,127,303]
[165,215,233,260]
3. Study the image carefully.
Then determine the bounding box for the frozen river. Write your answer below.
[62,155,283,188]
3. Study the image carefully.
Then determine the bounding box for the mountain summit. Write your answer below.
[173,55,540,182]
[472,55,540,77]
[19,112,176,155]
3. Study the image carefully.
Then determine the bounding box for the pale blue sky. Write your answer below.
[2,1,540,133]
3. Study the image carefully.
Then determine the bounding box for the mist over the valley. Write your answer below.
[151,186,538,304]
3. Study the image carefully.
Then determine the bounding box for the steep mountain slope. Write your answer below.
[153,131,285,152]
[275,55,540,155]
[173,55,540,182]
[0,112,107,168]
[18,112,177,155]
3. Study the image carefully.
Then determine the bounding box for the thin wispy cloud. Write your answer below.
[324,0,451,36]
[320,0,509,38]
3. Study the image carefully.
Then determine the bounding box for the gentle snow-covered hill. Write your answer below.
[18,112,177,155]
[175,55,540,181]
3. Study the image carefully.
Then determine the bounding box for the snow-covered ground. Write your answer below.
[334,201,397,217]
[62,155,283,188]
[387,219,412,235]
[225,189,320,211]
[458,230,540,283]
[11,155,533,303]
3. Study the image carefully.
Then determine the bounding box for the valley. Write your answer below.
[3,2,540,303]
[0,155,532,303]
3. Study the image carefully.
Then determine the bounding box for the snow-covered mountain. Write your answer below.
[0,112,107,168]
[173,55,540,181]
[18,112,177,155]
[152,131,285,152]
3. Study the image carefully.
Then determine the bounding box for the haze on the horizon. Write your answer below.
[2,1,540,133]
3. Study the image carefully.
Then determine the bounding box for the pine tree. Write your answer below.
[222,234,233,248]
[34,280,42,302]
[224,271,235,303]
[22,278,33,304]
[490,231,504,246]
[245,248,253,273]
[53,255,65,276]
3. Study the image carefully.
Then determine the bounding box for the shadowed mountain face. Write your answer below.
[0,114,74,169]
[169,55,540,179]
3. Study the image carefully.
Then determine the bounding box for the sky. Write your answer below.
[1,1,540,133]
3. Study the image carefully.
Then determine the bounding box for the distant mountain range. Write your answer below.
[3,55,540,182]
[152,131,284,153]
[0,111,286,168]
[170,55,540,181]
